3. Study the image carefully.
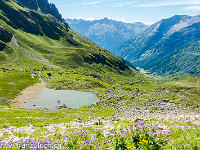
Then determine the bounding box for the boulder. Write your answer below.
[94,119,101,125]
[0,27,13,43]
[47,73,52,76]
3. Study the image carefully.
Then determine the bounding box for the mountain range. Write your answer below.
[65,18,148,53]
[117,15,200,77]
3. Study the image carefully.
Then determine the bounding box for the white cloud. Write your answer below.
[115,17,153,24]
[117,17,126,22]
[113,1,137,7]
[131,0,200,7]
[186,5,200,11]
[82,1,100,5]
[85,17,95,21]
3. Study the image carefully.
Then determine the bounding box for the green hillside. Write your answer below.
[0,0,129,72]
[147,40,200,77]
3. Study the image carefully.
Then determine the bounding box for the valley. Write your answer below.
[0,0,199,149]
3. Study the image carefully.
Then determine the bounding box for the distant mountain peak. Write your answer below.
[65,18,148,53]
[102,17,109,20]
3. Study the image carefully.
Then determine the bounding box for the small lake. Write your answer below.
[20,88,99,110]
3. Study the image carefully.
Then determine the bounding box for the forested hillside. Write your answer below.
[117,15,200,77]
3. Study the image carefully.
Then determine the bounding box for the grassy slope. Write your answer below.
[0,70,39,105]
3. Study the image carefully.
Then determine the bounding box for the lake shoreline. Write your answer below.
[10,79,47,107]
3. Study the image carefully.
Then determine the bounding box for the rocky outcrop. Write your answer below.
[18,0,62,21]
[0,27,13,51]
[0,1,69,40]
[0,41,6,51]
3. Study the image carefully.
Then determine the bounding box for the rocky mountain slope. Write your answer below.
[117,15,200,77]
[65,18,148,54]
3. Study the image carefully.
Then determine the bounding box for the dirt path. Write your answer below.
[10,79,47,107]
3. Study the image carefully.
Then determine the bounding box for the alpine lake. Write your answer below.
[19,88,99,110]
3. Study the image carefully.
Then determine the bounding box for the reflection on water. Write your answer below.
[20,88,98,110]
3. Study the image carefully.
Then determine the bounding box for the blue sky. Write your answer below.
[49,0,200,24]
